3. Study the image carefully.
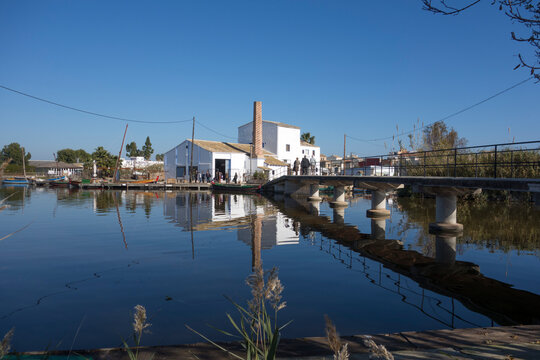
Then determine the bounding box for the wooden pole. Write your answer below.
[114,124,129,182]
[190,116,195,183]
[21,147,26,178]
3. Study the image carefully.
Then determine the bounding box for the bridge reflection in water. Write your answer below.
[162,191,540,328]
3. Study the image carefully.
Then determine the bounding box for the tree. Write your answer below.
[155,153,164,161]
[300,132,316,145]
[126,142,141,157]
[420,121,467,150]
[92,146,117,177]
[1,143,31,165]
[142,136,154,160]
[422,0,540,80]
[57,148,91,163]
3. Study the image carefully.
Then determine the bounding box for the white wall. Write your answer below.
[164,140,214,180]
[276,126,301,165]
[238,121,278,154]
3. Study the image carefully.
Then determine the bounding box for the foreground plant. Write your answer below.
[0,328,14,359]
[187,265,290,360]
[363,335,394,360]
[324,315,349,360]
[122,305,152,360]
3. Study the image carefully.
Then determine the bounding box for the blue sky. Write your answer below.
[1,0,538,159]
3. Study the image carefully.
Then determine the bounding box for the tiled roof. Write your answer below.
[264,156,288,167]
[189,139,274,155]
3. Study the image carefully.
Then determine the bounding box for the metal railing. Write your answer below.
[343,140,540,179]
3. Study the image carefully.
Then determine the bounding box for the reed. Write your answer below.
[122,305,153,360]
[0,328,14,359]
[187,264,290,360]
[324,315,349,360]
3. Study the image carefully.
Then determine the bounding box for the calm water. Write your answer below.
[1,186,539,352]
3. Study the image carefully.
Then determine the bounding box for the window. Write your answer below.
[286,144,290,152]
[312,150,315,156]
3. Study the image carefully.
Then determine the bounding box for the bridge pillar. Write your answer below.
[435,235,456,265]
[330,185,348,208]
[284,180,299,196]
[366,190,390,217]
[273,182,285,194]
[333,207,345,225]
[429,192,463,234]
[308,183,322,202]
[371,217,388,240]
[308,199,321,216]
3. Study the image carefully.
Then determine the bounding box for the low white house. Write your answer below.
[29,160,83,176]
[164,139,287,182]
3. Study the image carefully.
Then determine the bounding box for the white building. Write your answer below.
[164,101,319,181]
[164,139,288,182]
[237,120,320,167]
[121,156,163,169]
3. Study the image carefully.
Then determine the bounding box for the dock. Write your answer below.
[79,182,212,191]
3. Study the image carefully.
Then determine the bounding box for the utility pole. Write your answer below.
[190,116,195,183]
[343,134,346,175]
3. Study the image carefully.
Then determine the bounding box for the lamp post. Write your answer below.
[185,145,188,181]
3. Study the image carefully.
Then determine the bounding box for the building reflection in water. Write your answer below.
[163,193,299,263]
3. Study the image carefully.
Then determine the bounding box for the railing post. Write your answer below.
[494,145,498,178]
[399,154,403,176]
[475,153,478,177]
[380,156,382,176]
[453,148,457,177]
[510,150,514,178]
[423,151,426,177]
[446,153,449,177]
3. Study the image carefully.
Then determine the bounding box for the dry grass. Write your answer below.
[324,315,349,360]
[0,328,14,359]
[362,336,394,360]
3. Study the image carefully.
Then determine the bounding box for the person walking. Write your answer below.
[293,157,300,175]
[310,156,316,175]
[233,172,238,184]
[301,155,310,175]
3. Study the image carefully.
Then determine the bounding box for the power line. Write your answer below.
[347,76,534,143]
[0,84,193,124]
[195,120,236,140]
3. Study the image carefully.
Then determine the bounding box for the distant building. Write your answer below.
[121,156,163,169]
[29,160,83,176]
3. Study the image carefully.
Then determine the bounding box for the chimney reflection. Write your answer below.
[251,214,263,270]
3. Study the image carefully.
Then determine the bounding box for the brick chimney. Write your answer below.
[252,101,264,158]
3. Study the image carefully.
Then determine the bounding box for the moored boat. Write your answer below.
[2,177,30,185]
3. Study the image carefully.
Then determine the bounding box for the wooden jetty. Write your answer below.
[80,182,212,191]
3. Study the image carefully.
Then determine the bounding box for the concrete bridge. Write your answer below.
[262,175,540,235]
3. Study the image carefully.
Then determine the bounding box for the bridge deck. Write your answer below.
[264,175,540,192]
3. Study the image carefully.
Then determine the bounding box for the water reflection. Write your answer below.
[267,195,540,326]
[396,197,540,254]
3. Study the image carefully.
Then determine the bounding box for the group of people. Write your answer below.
[293,155,317,175]
[191,170,240,184]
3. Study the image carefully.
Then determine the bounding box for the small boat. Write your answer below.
[69,179,82,188]
[2,177,30,185]
[49,176,69,187]
[211,182,261,193]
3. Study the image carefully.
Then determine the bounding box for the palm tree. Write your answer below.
[300,132,315,145]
